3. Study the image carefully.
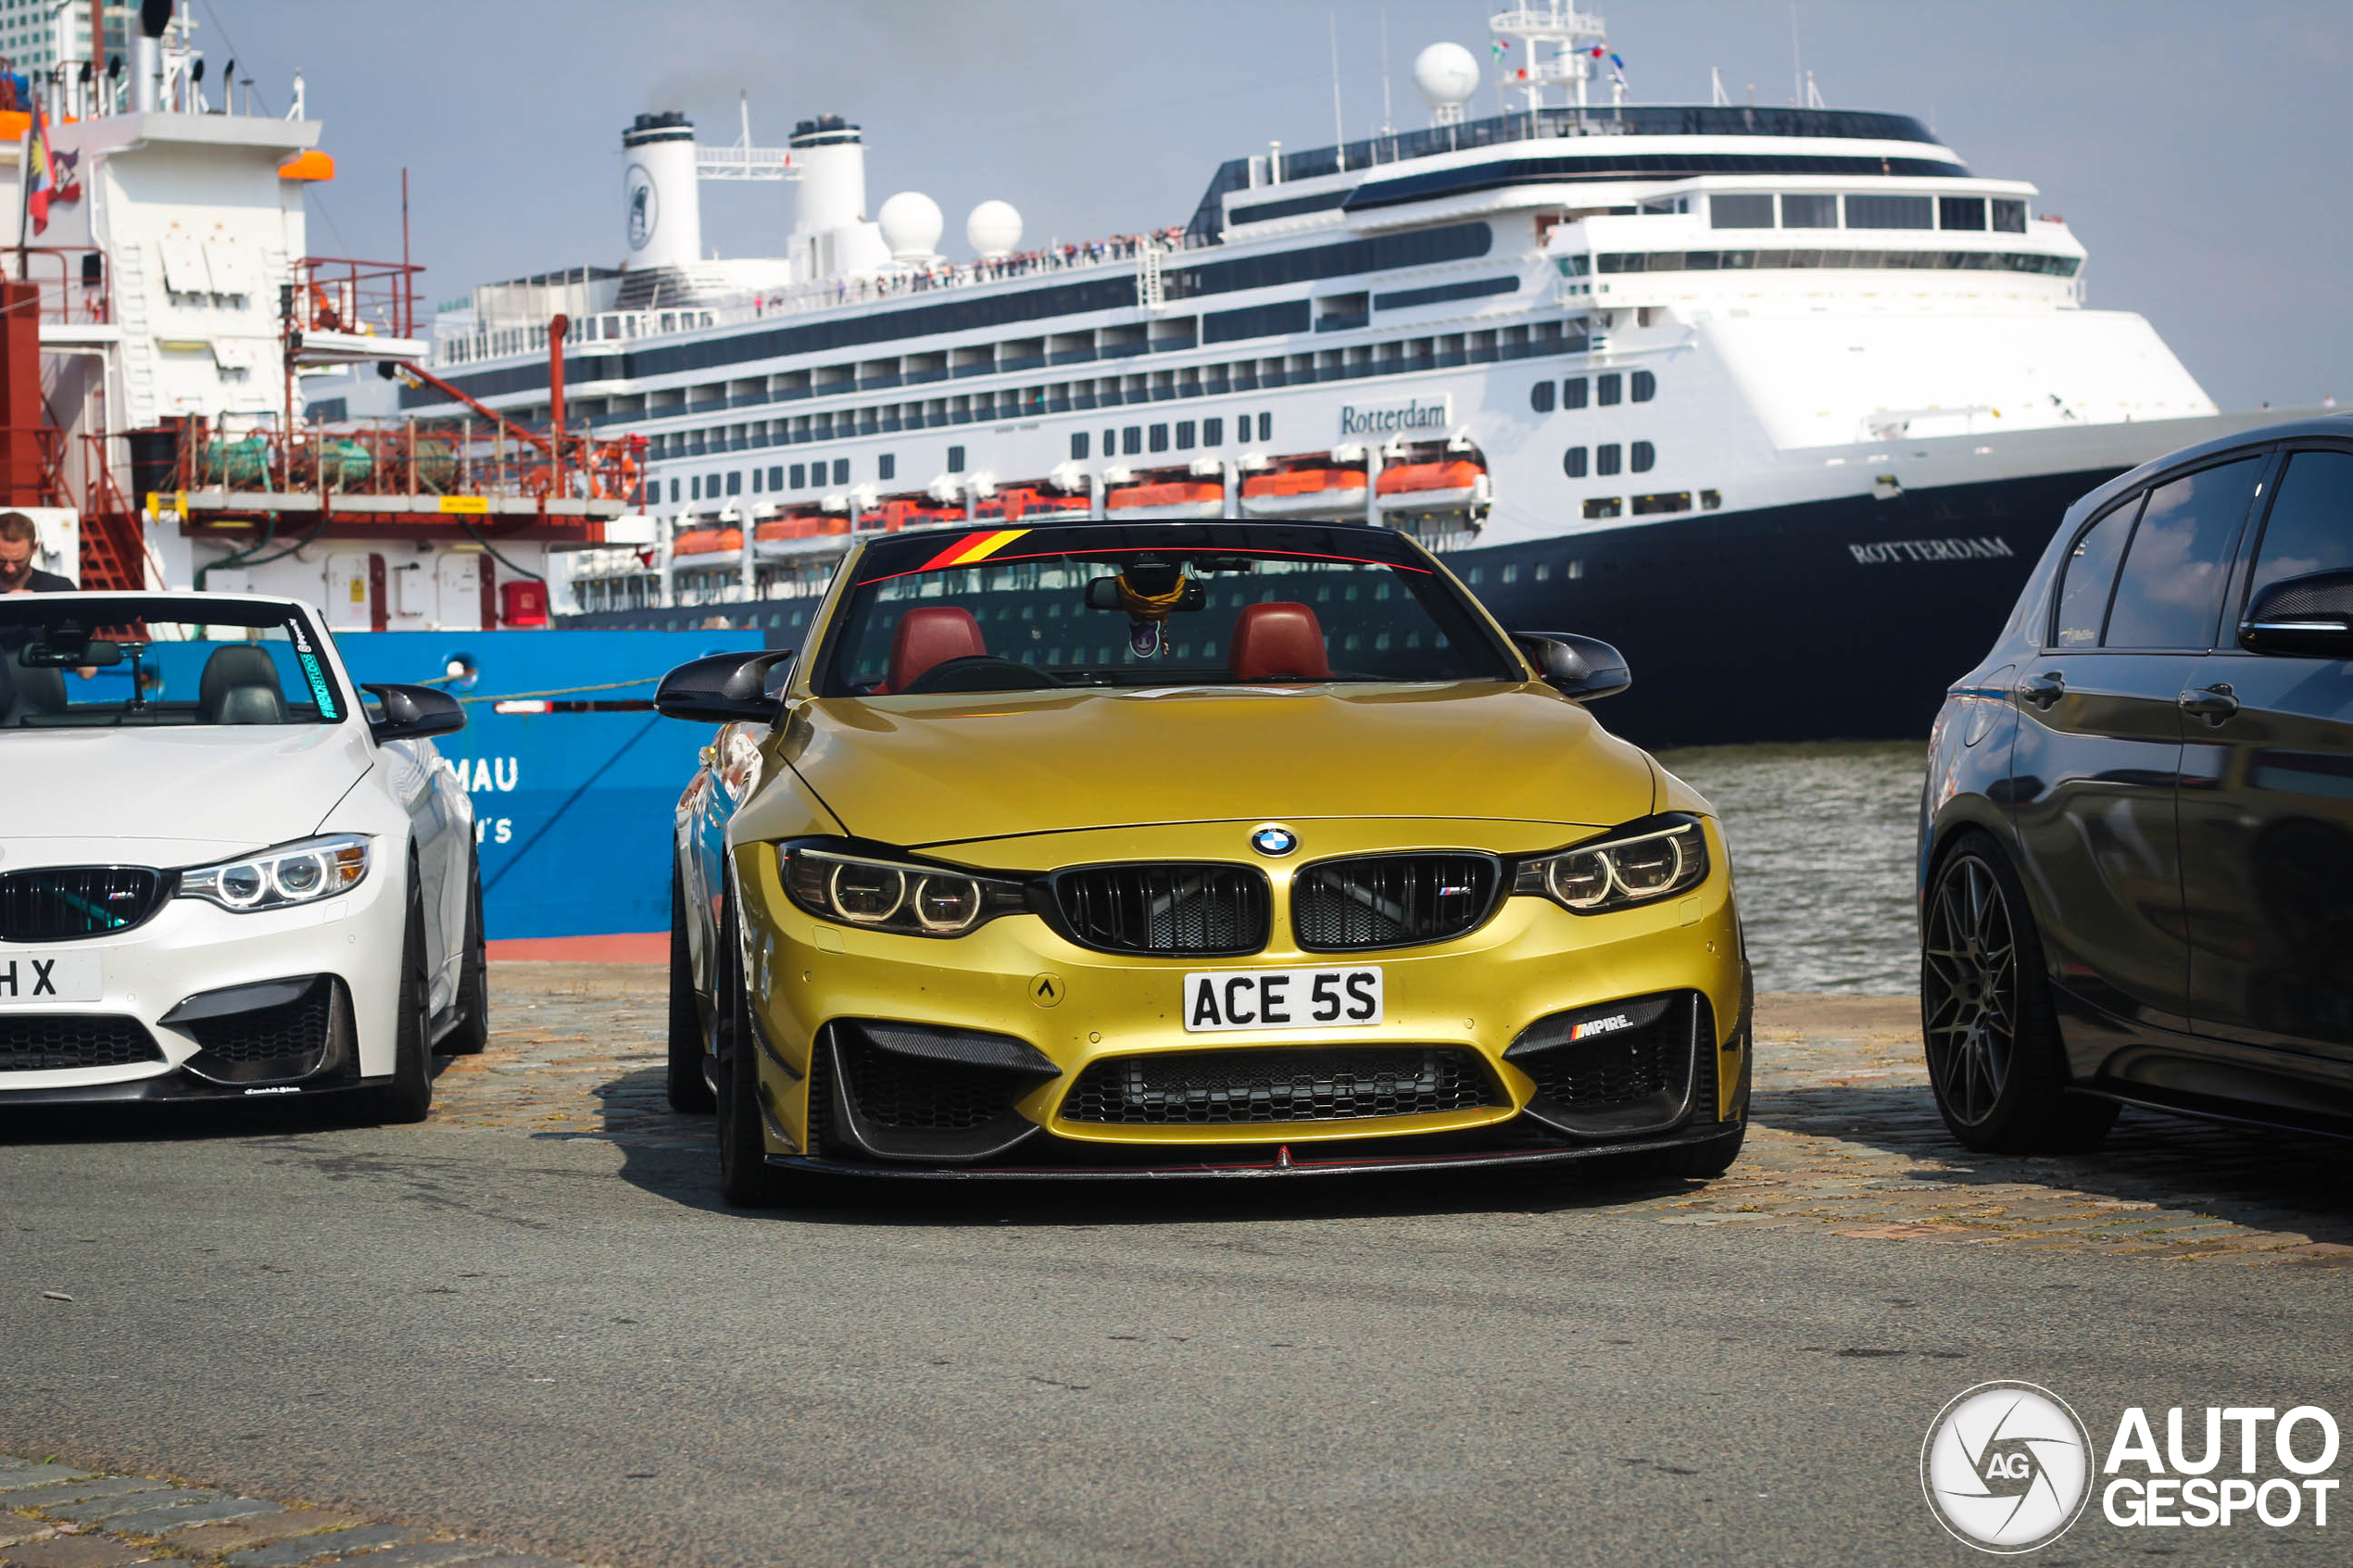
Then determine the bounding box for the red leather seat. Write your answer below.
[1227,601,1330,682]
[879,606,987,693]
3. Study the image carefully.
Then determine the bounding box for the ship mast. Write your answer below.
[1488,3,1617,112]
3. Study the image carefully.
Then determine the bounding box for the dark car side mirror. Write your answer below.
[2241,571,2353,658]
[1513,632,1631,701]
[654,649,795,723]
[361,682,467,743]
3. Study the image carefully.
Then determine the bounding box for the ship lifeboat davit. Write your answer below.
[1375,458,1491,515]
[1239,466,1367,519]
[671,526,744,558]
[1105,479,1226,520]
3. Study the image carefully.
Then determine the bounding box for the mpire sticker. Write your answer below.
[1922,1386,2343,1553]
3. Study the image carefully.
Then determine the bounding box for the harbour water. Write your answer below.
[1656,740,1928,997]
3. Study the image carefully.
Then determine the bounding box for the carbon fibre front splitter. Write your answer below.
[767,1121,1743,1180]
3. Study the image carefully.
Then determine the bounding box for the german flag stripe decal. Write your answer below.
[917,529,1030,571]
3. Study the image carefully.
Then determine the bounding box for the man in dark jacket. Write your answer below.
[0,511,74,593]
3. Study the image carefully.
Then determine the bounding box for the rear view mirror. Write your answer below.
[1513,632,1630,701]
[21,638,120,669]
[2241,570,2353,658]
[362,683,466,743]
[654,649,795,723]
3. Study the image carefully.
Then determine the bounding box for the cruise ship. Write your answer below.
[398,5,2268,745]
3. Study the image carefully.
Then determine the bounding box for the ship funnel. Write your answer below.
[877,192,944,263]
[132,0,170,113]
[789,115,889,280]
[965,200,1022,259]
[622,111,703,272]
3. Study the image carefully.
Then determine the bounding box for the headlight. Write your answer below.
[778,843,1029,938]
[179,834,371,912]
[1513,816,1708,913]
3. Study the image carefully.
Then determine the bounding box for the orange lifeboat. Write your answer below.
[859,497,967,533]
[1105,480,1225,520]
[1000,485,1091,522]
[1239,466,1367,519]
[671,527,744,558]
[1375,458,1490,515]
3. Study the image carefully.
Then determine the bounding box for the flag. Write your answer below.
[26,98,82,236]
[1609,51,1629,90]
[1491,38,1508,61]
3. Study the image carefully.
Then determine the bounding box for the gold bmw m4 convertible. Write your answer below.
[655,521,1750,1203]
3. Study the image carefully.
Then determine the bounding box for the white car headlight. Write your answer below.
[1513,816,1709,913]
[179,834,371,912]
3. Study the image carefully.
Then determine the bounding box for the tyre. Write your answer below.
[437,857,491,1057]
[1921,831,2119,1154]
[667,866,716,1114]
[371,865,435,1124]
[711,897,790,1207]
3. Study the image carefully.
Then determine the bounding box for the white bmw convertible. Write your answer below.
[0,592,484,1120]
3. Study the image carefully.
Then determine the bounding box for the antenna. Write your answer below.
[1789,3,1802,107]
[738,90,750,150]
[1328,12,1344,151]
[1378,7,1393,134]
[1710,65,1729,107]
[1804,68,1824,108]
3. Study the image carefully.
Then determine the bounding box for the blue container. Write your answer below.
[334,628,763,942]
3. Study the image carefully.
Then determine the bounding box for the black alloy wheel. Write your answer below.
[438,858,491,1057]
[711,895,790,1206]
[666,865,716,1114]
[371,861,435,1124]
[1920,833,2116,1153]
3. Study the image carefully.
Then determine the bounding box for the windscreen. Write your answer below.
[821,524,1516,697]
[0,596,346,730]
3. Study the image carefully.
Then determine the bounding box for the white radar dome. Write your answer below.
[877,191,945,261]
[965,199,1023,259]
[1413,42,1479,108]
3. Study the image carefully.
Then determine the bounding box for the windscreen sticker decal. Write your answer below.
[916,528,1030,571]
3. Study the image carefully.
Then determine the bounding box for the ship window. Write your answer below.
[1203,417,1224,446]
[790,463,806,488]
[1631,491,1690,515]
[1103,429,1116,456]
[1938,196,1987,231]
[1071,432,1089,460]
[1596,373,1622,407]
[833,458,849,484]
[1630,370,1656,403]
[750,469,762,494]
[1596,444,1622,476]
[1150,423,1170,453]
[1123,426,1141,456]
[1701,489,1722,510]
[689,475,702,500]
[768,465,784,489]
[1631,441,1656,473]
[948,445,965,473]
[1711,194,1775,229]
[1582,497,1621,520]
[1529,380,1555,414]
[1563,377,1589,410]
[1562,446,1588,479]
[669,478,681,504]
[1501,564,1519,584]
[1466,568,1483,585]
[879,454,896,481]
[1176,420,1196,450]
[1845,194,1933,230]
[1992,199,2027,233]
[1257,412,1272,441]
[1780,194,1837,229]
[1534,562,1549,582]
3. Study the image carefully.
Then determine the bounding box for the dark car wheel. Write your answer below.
[712,897,791,1207]
[371,866,435,1124]
[1921,832,2118,1154]
[437,858,491,1058]
[667,866,716,1114]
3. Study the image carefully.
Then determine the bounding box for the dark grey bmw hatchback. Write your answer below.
[1920,415,2353,1152]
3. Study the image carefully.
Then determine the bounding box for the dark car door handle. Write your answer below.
[2017,671,2066,709]
[2179,683,2239,722]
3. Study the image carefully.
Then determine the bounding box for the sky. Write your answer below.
[210,0,2349,412]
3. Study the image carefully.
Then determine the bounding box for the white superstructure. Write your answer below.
[397,9,2266,625]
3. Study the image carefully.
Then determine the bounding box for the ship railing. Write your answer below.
[7,246,111,326]
[428,228,1202,369]
[149,415,648,509]
[292,256,425,343]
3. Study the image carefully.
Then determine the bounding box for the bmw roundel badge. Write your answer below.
[1250,824,1299,858]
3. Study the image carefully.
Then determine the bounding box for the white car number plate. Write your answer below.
[0,950,102,1006]
[1183,967,1383,1033]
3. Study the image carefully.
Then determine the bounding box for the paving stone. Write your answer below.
[0,1481,160,1512]
[0,1471,90,1495]
[169,1511,367,1558]
[41,1491,217,1524]
[0,1536,154,1568]
[105,1497,283,1536]
[225,1525,429,1568]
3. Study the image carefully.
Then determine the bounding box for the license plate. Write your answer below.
[0,950,101,1006]
[1183,966,1383,1033]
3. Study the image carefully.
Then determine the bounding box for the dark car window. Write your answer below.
[2053,499,2138,648]
[2246,449,2353,603]
[2103,458,2264,649]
